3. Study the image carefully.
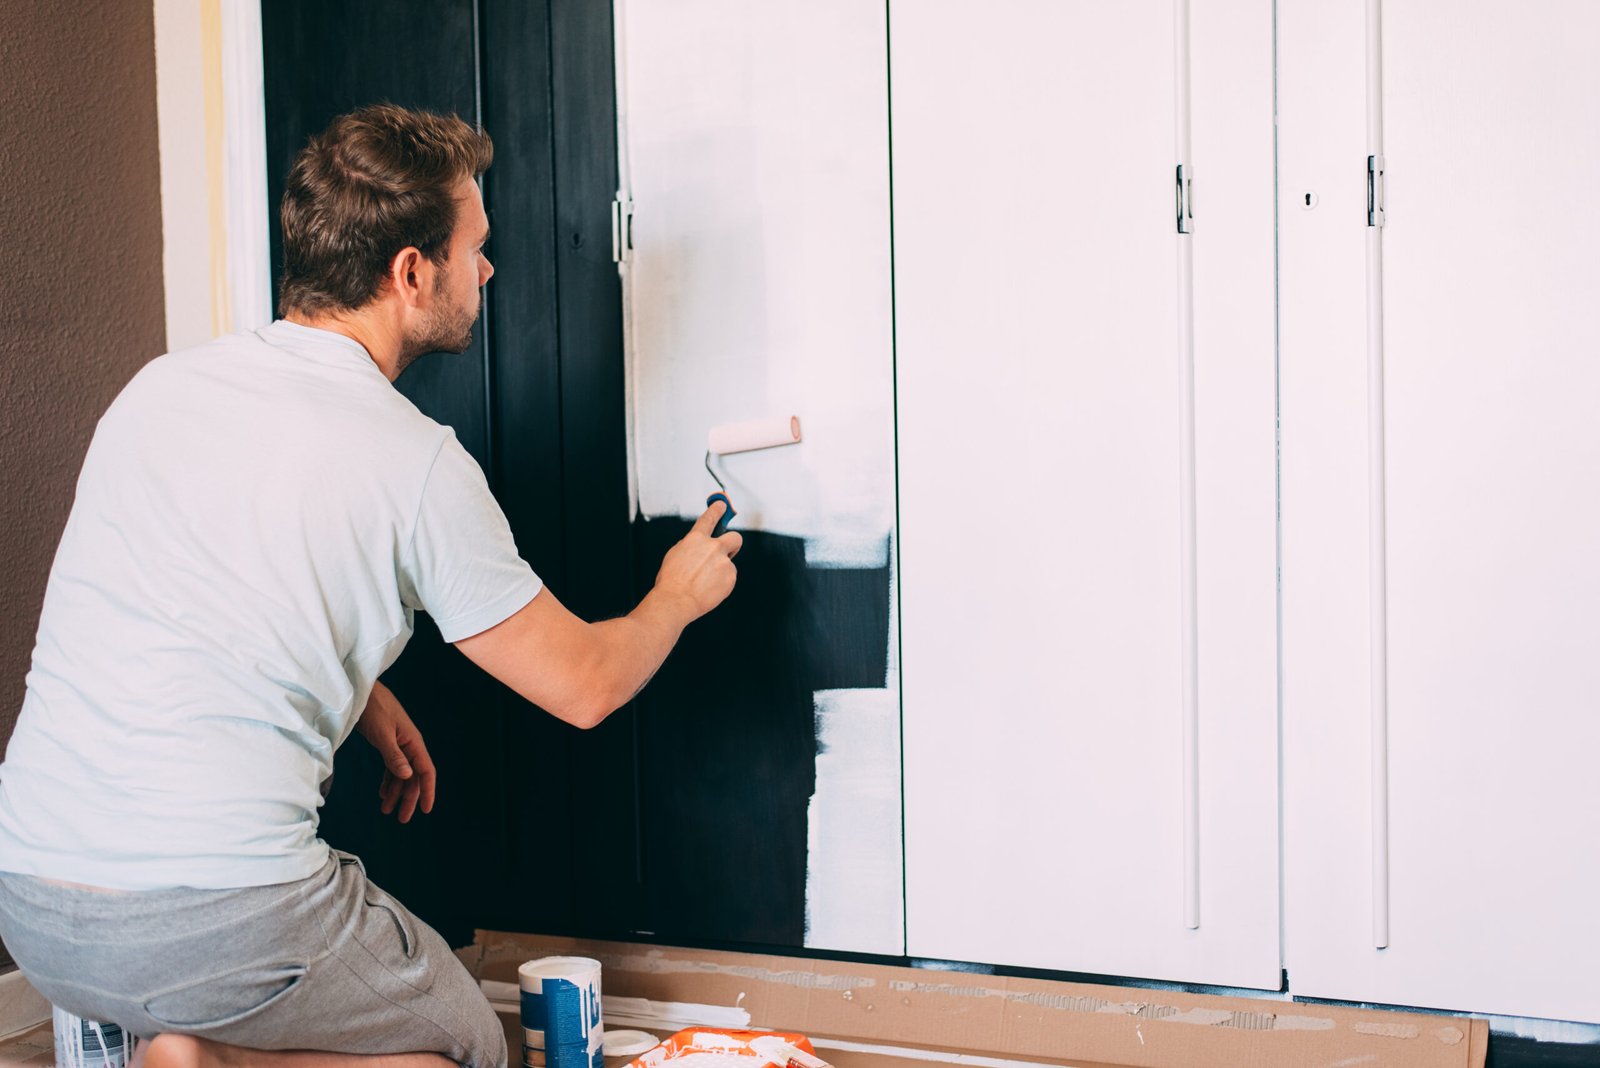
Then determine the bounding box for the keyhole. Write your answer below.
[1303,191,1319,210]
[569,232,584,248]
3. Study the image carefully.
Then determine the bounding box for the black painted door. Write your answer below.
[262,0,631,947]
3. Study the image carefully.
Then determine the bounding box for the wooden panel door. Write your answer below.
[261,0,506,950]
[263,0,634,946]
[1280,0,1600,1023]
[615,0,901,953]
[895,0,1279,987]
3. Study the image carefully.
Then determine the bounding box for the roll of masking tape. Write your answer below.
[707,415,802,456]
[520,956,603,1068]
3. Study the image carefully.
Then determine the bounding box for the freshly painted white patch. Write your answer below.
[803,533,890,572]
[804,687,904,956]
[806,557,901,953]
[613,0,895,549]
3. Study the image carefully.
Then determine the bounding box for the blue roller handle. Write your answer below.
[706,492,736,537]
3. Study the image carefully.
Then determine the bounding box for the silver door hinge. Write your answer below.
[1367,155,1386,227]
[611,196,634,262]
[1175,163,1194,234]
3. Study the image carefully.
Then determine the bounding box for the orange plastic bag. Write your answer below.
[623,1028,832,1068]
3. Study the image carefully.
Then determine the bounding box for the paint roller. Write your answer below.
[703,415,802,537]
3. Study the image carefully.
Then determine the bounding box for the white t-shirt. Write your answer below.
[0,320,541,890]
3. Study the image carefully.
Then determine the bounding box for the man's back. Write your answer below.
[0,319,526,890]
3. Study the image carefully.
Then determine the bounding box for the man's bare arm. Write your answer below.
[455,502,741,728]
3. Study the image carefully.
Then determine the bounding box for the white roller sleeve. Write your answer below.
[707,415,802,455]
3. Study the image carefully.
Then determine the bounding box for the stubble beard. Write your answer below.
[395,279,480,378]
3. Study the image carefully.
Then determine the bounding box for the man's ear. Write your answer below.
[388,246,433,308]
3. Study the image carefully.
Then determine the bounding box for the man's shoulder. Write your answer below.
[156,326,268,365]
[104,330,452,465]
[118,329,279,399]
[130,330,427,415]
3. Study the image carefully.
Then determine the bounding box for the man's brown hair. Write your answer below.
[278,104,493,314]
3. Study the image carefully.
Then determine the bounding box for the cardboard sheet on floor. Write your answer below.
[462,932,1487,1068]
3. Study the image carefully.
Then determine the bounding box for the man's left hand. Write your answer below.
[355,681,437,823]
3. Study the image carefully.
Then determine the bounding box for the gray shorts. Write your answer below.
[0,850,507,1068]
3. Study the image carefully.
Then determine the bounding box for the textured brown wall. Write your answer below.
[0,3,167,743]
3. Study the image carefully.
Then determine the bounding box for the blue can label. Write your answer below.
[520,968,603,1068]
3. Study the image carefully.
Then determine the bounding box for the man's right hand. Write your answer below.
[455,500,743,730]
[655,501,743,620]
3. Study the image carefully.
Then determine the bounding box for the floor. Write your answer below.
[0,1024,53,1066]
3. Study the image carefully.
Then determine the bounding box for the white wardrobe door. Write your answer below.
[615,0,902,954]
[1280,0,1600,1022]
[897,0,1278,987]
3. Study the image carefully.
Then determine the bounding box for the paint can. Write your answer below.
[52,1006,136,1068]
[519,956,603,1068]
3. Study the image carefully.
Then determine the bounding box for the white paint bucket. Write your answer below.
[519,956,603,1068]
[52,1006,136,1068]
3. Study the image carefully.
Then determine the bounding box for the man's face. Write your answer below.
[401,176,494,367]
